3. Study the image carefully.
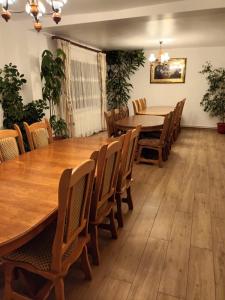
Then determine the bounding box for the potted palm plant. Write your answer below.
[200,62,225,133]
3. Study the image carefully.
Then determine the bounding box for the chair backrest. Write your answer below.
[139,99,146,110]
[90,140,123,220]
[159,113,172,146]
[0,125,25,162]
[51,158,96,272]
[104,111,115,138]
[117,125,141,191]
[119,106,129,119]
[179,98,186,122]
[24,118,53,151]
[112,108,120,122]
[166,110,175,143]
[132,100,139,115]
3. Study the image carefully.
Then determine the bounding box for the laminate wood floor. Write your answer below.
[0,128,224,300]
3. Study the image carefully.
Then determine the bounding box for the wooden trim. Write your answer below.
[52,36,102,53]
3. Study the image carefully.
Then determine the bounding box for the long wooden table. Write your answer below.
[0,136,111,256]
[137,106,175,116]
[115,115,164,132]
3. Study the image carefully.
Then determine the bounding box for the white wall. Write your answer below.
[0,21,55,128]
[129,47,225,128]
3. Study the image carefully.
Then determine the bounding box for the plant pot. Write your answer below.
[217,122,225,134]
[53,136,65,141]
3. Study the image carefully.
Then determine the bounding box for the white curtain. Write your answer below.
[97,53,107,130]
[70,47,102,137]
[57,40,107,137]
[57,40,75,137]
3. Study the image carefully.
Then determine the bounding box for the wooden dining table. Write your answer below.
[0,136,111,256]
[115,115,164,132]
[137,106,175,116]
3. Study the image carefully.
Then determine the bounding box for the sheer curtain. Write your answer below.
[57,40,75,137]
[70,47,102,137]
[57,40,106,137]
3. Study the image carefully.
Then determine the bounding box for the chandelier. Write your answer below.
[149,41,170,65]
[0,0,67,32]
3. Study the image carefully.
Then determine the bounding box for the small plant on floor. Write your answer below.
[50,115,69,139]
[106,50,146,109]
[200,62,225,133]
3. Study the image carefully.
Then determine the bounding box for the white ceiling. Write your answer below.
[8,0,225,50]
[10,0,177,14]
[44,8,225,50]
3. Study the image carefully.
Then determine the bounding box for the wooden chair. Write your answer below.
[132,100,139,115]
[177,98,186,134]
[137,113,171,167]
[172,101,182,141]
[139,98,146,110]
[104,111,115,137]
[3,158,96,300]
[116,126,141,227]
[119,106,129,119]
[89,140,123,265]
[24,118,53,151]
[0,125,25,162]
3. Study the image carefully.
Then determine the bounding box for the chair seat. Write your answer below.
[4,222,78,272]
[138,138,160,148]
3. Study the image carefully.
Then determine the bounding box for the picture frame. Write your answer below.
[150,58,187,84]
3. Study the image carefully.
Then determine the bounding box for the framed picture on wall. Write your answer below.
[150,58,187,84]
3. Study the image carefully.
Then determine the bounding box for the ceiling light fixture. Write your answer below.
[0,0,67,32]
[149,41,170,65]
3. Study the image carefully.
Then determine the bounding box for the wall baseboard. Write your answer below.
[182,125,217,130]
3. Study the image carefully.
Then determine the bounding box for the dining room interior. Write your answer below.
[0,0,225,300]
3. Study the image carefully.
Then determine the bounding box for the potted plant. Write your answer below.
[200,62,225,133]
[106,50,145,109]
[50,115,69,139]
[0,63,49,149]
[41,49,69,138]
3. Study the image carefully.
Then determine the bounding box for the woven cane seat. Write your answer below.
[0,137,19,161]
[32,128,49,149]
[138,138,160,148]
[4,222,78,272]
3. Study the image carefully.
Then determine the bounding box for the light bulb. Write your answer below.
[149,53,156,63]
[26,1,46,18]
[163,52,170,62]
[0,0,16,6]
[46,0,67,10]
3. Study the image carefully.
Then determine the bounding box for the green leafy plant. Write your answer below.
[0,63,49,149]
[50,115,69,138]
[0,63,26,128]
[200,62,225,123]
[106,50,146,109]
[41,49,69,138]
[41,49,66,117]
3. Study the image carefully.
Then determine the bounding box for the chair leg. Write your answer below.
[4,263,14,300]
[81,245,92,280]
[115,193,124,228]
[55,278,65,300]
[136,145,142,163]
[109,209,118,239]
[90,225,100,266]
[158,148,163,168]
[126,186,133,210]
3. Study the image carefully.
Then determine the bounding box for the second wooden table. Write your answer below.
[115,115,164,132]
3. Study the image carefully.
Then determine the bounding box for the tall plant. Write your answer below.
[106,50,146,109]
[41,49,66,117]
[0,63,26,128]
[41,49,68,138]
[200,62,225,123]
